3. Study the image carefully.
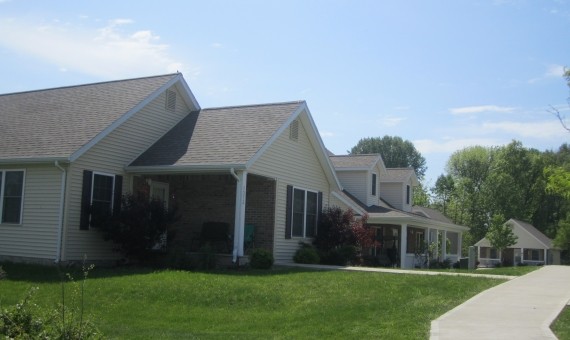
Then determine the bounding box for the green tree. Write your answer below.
[349,136,427,179]
[554,217,570,252]
[446,145,494,240]
[485,215,518,265]
[432,174,455,215]
[413,182,431,207]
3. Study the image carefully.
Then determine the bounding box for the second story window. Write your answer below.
[371,173,377,196]
[406,185,410,204]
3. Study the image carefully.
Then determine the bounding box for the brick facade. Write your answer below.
[134,173,275,254]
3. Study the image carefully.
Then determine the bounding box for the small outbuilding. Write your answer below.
[475,218,561,267]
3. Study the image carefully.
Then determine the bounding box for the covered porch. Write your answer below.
[130,170,276,263]
[367,221,463,269]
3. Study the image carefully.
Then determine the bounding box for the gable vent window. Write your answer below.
[289,120,299,141]
[165,89,176,112]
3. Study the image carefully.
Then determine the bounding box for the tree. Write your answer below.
[553,217,570,252]
[413,182,431,207]
[432,174,455,215]
[349,136,427,179]
[485,215,518,266]
[550,68,570,132]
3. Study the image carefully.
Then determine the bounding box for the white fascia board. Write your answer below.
[69,74,186,162]
[331,191,366,215]
[0,157,69,165]
[125,163,246,174]
[335,167,370,171]
[367,214,468,232]
[299,103,344,191]
[246,102,304,169]
[175,75,201,111]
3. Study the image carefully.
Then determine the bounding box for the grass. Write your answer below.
[415,265,540,276]
[552,306,570,340]
[0,262,504,339]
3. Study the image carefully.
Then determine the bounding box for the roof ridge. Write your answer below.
[0,73,180,97]
[330,154,381,157]
[202,100,305,111]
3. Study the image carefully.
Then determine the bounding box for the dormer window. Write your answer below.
[406,185,410,205]
[371,173,377,196]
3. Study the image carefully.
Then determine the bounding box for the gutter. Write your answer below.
[54,161,67,263]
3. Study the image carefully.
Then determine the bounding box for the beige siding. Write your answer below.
[380,182,403,210]
[250,118,331,263]
[0,165,62,261]
[62,87,190,261]
[328,193,352,211]
[337,171,367,204]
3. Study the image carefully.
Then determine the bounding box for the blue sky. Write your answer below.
[0,0,568,185]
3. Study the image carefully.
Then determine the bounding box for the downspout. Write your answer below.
[230,168,240,262]
[54,161,67,263]
[230,167,239,181]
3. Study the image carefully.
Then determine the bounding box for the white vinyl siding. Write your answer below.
[0,165,62,261]
[336,171,367,204]
[380,182,403,210]
[62,86,190,261]
[250,115,330,262]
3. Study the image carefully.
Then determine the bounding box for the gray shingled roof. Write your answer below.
[412,206,454,224]
[382,168,416,182]
[509,219,553,248]
[0,74,179,160]
[329,154,381,169]
[130,101,304,166]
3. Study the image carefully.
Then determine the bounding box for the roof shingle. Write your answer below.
[0,74,179,160]
[329,154,381,169]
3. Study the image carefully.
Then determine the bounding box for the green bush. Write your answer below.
[0,266,5,280]
[249,249,274,269]
[319,245,358,266]
[0,288,45,339]
[294,244,320,264]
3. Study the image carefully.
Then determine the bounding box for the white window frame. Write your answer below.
[91,171,116,212]
[0,169,26,225]
[291,186,319,238]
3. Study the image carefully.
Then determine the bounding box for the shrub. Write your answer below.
[98,191,178,262]
[294,243,320,264]
[249,249,274,269]
[0,288,45,338]
[0,266,5,280]
[318,245,358,266]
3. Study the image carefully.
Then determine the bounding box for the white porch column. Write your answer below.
[232,170,247,262]
[521,248,525,263]
[434,230,439,260]
[458,232,463,257]
[400,224,407,268]
[441,230,447,260]
[544,248,548,265]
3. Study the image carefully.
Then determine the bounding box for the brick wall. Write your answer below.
[134,173,275,254]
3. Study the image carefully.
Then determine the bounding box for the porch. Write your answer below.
[132,172,276,262]
[478,246,550,267]
[367,223,462,269]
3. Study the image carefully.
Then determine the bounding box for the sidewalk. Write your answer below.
[430,265,570,340]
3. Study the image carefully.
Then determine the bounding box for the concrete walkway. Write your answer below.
[431,265,570,340]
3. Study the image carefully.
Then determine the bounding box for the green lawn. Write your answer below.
[415,265,540,276]
[552,306,570,340]
[0,262,504,339]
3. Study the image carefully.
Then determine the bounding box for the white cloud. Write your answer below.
[414,138,501,154]
[450,105,515,115]
[377,115,407,127]
[545,64,565,77]
[210,42,223,48]
[320,131,335,138]
[0,18,187,78]
[482,120,568,139]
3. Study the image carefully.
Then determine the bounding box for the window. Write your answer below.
[406,185,411,205]
[371,173,377,196]
[524,248,543,261]
[291,187,318,238]
[406,227,425,254]
[446,232,459,255]
[91,173,115,220]
[80,170,122,230]
[479,247,498,259]
[0,170,25,224]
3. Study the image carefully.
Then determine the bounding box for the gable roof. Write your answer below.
[129,101,303,168]
[329,154,381,169]
[382,168,419,186]
[412,206,454,224]
[0,73,199,163]
[508,219,553,248]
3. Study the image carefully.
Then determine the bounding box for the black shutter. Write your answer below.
[285,185,293,239]
[317,191,323,235]
[113,175,123,217]
[80,170,93,230]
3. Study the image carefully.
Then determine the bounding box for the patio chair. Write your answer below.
[244,224,255,252]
